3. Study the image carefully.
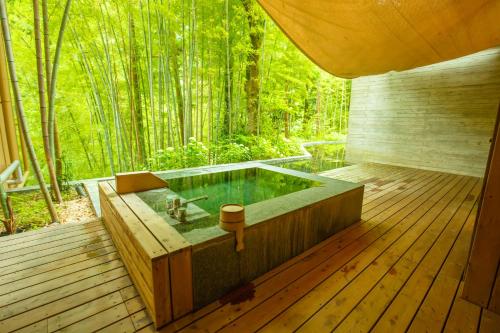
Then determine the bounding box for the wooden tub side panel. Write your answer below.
[99,182,172,328]
[119,192,194,319]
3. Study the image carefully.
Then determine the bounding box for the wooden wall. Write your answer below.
[345,48,500,177]
[463,105,500,314]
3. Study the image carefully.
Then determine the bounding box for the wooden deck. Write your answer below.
[1,163,500,333]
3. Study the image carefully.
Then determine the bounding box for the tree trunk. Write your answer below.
[284,110,289,138]
[0,0,59,222]
[170,34,184,145]
[242,0,264,135]
[223,53,232,137]
[339,80,345,134]
[208,72,213,163]
[41,0,50,97]
[315,79,321,136]
[144,0,157,153]
[302,83,313,133]
[33,0,62,203]
[41,0,64,190]
[223,0,232,137]
[184,0,195,142]
[48,0,72,159]
[129,14,145,164]
[54,121,63,185]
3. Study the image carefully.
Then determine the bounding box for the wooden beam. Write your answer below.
[463,103,500,311]
[0,23,18,166]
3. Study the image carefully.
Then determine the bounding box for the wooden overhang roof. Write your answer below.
[257,0,500,78]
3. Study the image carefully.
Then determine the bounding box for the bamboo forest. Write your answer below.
[5,0,350,185]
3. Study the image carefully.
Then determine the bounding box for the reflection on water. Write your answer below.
[272,144,346,174]
[137,167,322,233]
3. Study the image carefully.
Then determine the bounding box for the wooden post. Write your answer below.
[0,24,19,167]
[463,103,500,313]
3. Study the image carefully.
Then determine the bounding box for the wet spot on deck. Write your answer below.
[324,314,336,327]
[219,283,255,305]
[341,263,357,274]
[390,314,399,325]
[375,180,392,186]
[87,236,103,245]
[361,177,379,184]
[335,297,346,306]
[86,251,99,258]
[465,194,475,201]
[303,253,315,262]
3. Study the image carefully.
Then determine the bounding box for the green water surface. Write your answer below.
[272,144,347,173]
[136,167,321,234]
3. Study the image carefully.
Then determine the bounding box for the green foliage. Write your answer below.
[216,142,251,164]
[184,138,210,168]
[233,135,300,160]
[57,155,74,192]
[8,189,79,231]
[149,137,209,170]
[148,135,300,170]
[7,0,351,182]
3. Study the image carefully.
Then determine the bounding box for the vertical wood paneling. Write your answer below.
[463,105,500,313]
[346,48,500,177]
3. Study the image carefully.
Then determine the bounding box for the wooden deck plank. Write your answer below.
[13,320,48,333]
[184,174,463,332]
[0,259,124,308]
[131,310,154,331]
[0,224,105,256]
[361,170,438,212]
[361,168,427,202]
[407,206,479,332]
[479,309,500,333]
[120,286,139,302]
[0,219,102,245]
[0,244,116,286]
[444,282,482,333]
[360,173,447,221]
[125,296,147,315]
[336,182,479,332]
[0,275,132,332]
[47,291,123,332]
[0,163,486,333]
[0,251,120,296]
[248,175,468,333]
[57,303,130,333]
[0,266,128,321]
[0,239,115,278]
[0,228,109,267]
[97,317,136,333]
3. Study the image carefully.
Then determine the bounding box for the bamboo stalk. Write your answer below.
[74,28,115,175]
[47,0,72,159]
[128,11,145,165]
[33,0,63,203]
[0,0,59,222]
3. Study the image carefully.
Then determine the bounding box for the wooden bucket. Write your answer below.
[219,204,245,251]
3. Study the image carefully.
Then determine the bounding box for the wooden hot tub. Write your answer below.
[99,163,363,328]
